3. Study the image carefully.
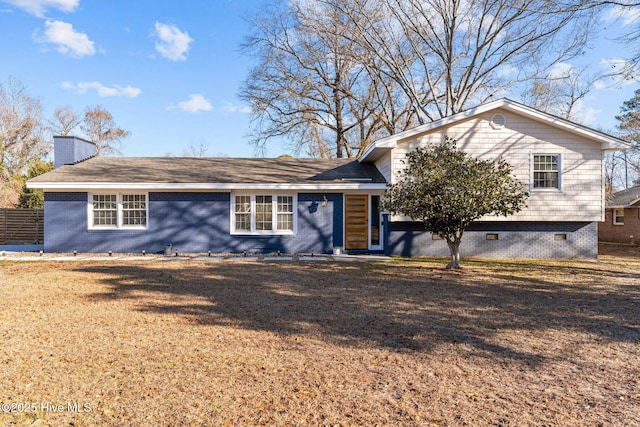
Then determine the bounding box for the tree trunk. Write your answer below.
[446,239,461,269]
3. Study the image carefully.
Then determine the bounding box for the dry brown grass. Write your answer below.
[0,252,638,426]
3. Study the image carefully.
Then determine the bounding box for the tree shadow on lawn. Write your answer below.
[77,260,640,366]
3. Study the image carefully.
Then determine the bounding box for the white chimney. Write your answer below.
[53,136,97,168]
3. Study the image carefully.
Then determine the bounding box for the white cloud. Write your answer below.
[223,101,251,114]
[593,80,608,90]
[3,0,78,17]
[582,107,600,126]
[177,94,212,113]
[495,65,518,79]
[547,62,573,79]
[153,22,193,61]
[34,20,95,58]
[61,81,141,98]
[603,5,640,27]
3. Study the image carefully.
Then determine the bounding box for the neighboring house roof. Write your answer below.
[606,185,640,208]
[27,156,387,190]
[359,98,631,162]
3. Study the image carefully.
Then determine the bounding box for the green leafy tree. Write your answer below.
[17,160,53,208]
[382,139,528,269]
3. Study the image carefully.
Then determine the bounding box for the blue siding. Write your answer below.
[383,217,597,258]
[45,192,92,252]
[44,192,343,254]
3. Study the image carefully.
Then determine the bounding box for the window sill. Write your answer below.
[231,231,295,236]
[531,188,562,192]
[88,226,148,231]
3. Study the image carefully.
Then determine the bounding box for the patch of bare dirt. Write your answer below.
[599,242,640,258]
[0,254,638,426]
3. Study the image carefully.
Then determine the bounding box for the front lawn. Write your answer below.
[0,255,638,426]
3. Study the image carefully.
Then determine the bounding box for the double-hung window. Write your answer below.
[532,154,561,190]
[234,195,251,232]
[89,193,147,229]
[122,194,147,226]
[231,194,295,234]
[92,194,117,226]
[613,208,624,225]
[277,196,294,231]
[255,195,273,231]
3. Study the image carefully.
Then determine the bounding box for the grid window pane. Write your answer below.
[276,196,293,231]
[92,194,117,226]
[614,209,624,224]
[122,194,147,226]
[255,195,273,230]
[232,194,295,233]
[533,155,559,189]
[235,195,251,231]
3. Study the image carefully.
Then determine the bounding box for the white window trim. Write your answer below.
[88,192,148,230]
[369,194,383,250]
[230,193,297,235]
[613,208,625,225]
[530,153,562,192]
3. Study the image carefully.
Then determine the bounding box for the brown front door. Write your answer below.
[345,194,368,250]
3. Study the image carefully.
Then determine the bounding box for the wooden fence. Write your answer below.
[0,209,44,245]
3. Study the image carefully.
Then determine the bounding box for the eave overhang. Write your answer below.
[26,182,389,191]
[358,98,632,162]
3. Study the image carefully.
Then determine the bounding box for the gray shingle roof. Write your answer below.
[28,156,387,184]
[606,185,640,208]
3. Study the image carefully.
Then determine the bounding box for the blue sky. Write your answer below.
[1,0,639,159]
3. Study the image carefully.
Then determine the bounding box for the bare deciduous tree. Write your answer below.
[0,76,48,175]
[0,169,22,208]
[521,65,600,122]
[241,0,601,158]
[49,105,81,136]
[81,106,130,155]
[240,0,413,158]
[183,141,209,157]
[340,0,597,122]
[570,1,640,81]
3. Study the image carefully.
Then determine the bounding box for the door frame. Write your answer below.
[369,194,383,251]
[343,193,384,251]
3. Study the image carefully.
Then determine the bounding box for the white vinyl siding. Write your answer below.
[390,108,604,222]
[89,193,147,229]
[374,150,393,184]
[231,193,296,234]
